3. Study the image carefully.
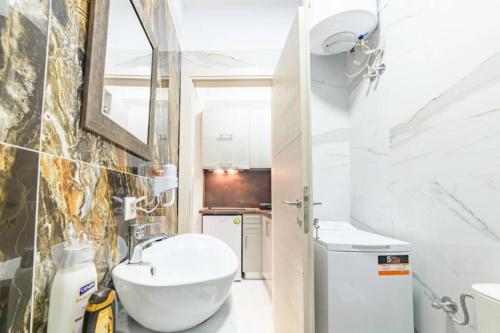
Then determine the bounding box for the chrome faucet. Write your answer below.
[127,223,173,264]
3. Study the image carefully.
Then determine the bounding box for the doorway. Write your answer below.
[178,79,274,332]
[178,9,314,332]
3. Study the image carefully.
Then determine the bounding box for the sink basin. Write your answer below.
[112,234,238,332]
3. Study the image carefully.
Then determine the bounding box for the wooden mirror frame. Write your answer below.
[82,0,159,161]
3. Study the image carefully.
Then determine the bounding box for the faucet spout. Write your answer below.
[127,223,174,265]
[129,234,169,264]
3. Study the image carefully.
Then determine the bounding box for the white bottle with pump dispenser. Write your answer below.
[47,228,98,333]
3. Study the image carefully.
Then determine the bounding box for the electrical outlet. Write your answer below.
[123,197,137,221]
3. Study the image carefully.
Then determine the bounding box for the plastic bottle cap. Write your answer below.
[61,243,95,268]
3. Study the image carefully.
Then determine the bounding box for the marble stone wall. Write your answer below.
[348,1,500,332]
[0,0,181,332]
[311,55,350,222]
[182,50,279,77]
[0,146,39,333]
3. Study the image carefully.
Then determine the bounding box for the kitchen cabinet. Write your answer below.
[202,137,249,169]
[202,109,250,169]
[201,108,271,169]
[250,109,271,168]
[242,215,262,279]
[261,215,272,292]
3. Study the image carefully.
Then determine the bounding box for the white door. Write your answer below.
[272,7,314,333]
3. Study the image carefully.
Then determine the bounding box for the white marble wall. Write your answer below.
[348,0,500,332]
[182,50,280,76]
[311,55,350,222]
[178,0,300,77]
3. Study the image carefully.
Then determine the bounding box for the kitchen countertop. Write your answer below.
[200,207,272,219]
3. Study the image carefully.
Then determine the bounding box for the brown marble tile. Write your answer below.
[0,144,38,333]
[20,0,182,329]
[204,170,272,208]
[40,0,136,173]
[0,1,49,149]
[32,153,152,332]
[40,0,181,179]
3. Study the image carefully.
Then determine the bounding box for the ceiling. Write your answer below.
[174,0,302,52]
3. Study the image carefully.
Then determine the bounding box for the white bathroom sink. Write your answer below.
[112,234,238,332]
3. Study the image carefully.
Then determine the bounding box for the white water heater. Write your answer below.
[310,0,378,55]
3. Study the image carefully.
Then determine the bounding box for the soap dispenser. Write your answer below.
[47,225,98,333]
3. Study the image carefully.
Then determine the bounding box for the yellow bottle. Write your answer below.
[82,288,117,333]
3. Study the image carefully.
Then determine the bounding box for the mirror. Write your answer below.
[103,0,153,144]
[82,0,158,160]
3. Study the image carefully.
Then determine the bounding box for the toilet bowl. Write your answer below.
[472,284,500,333]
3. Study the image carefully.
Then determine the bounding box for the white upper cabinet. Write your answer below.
[202,109,250,138]
[250,108,271,168]
[202,108,271,169]
[202,109,250,169]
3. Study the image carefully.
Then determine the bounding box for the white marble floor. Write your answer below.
[116,280,273,333]
[232,280,274,333]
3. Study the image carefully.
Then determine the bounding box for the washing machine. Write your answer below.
[314,221,414,333]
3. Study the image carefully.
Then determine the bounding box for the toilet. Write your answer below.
[472,284,500,333]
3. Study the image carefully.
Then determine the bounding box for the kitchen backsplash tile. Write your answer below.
[204,170,271,208]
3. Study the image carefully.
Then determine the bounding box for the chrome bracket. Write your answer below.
[431,294,474,326]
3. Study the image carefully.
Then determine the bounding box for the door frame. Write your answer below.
[178,73,273,234]
[178,11,315,327]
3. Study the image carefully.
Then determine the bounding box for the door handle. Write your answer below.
[282,200,302,208]
[313,202,322,206]
[219,163,233,168]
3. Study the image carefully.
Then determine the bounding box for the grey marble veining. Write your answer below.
[351,146,390,157]
[348,1,500,332]
[311,54,351,222]
[312,128,350,145]
[431,181,500,242]
[391,53,500,148]
[182,50,279,76]
[413,273,439,302]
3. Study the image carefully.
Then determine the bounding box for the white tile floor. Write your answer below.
[232,280,274,333]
